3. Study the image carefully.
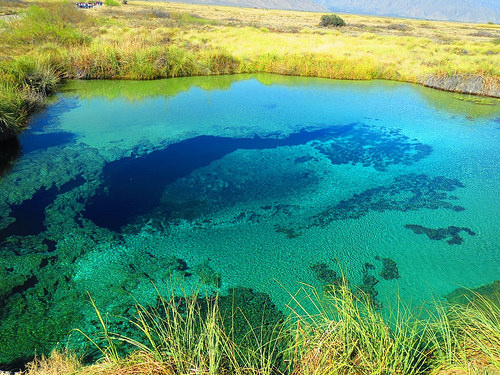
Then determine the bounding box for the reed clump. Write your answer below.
[22,280,500,375]
[285,282,431,374]
[0,57,64,139]
[1,5,88,47]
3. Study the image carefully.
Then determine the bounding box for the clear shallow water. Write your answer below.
[0,74,499,365]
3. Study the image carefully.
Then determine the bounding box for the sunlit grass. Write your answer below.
[23,280,500,375]
[0,0,499,136]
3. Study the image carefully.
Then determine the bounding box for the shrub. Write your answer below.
[104,0,120,6]
[3,6,87,46]
[320,14,346,28]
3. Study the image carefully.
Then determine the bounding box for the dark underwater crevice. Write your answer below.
[7,275,39,300]
[83,123,434,231]
[83,125,353,231]
[0,138,21,178]
[0,175,86,242]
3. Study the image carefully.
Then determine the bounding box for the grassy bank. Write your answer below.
[19,280,500,375]
[1,0,500,138]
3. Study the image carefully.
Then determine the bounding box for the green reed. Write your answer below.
[66,278,499,375]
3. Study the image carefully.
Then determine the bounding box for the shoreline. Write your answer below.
[1,0,500,141]
[420,74,500,98]
[1,72,499,142]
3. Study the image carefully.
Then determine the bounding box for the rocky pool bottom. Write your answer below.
[0,75,499,368]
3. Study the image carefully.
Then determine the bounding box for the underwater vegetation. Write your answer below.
[0,175,85,242]
[313,125,432,171]
[275,225,302,239]
[212,287,285,351]
[193,259,221,288]
[445,280,500,306]
[311,174,465,228]
[405,224,476,245]
[375,256,400,280]
[310,258,400,309]
[0,245,206,366]
[310,262,343,290]
[0,246,84,367]
[358,262,382,309]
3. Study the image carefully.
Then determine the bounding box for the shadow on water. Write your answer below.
[0,138,21,178]
[0,132,75,179]
[83,125,353,231]
[20,132,75,154]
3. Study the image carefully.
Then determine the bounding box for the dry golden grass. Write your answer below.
[22,351,81,375]
[3,0,499,82]
[56,0,500,80]
[21,351,174,375]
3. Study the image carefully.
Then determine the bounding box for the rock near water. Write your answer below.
[420,74,500,98]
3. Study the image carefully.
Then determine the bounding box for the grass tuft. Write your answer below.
[285,280,431,374]
[47,279,499,375]
[104,0,120,7]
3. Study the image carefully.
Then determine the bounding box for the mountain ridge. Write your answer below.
[313,0,500,23]
[163,0,328,12]
[165,0,500,23]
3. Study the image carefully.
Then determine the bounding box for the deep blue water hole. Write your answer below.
[20,132,75,154]
[83,126,348,230]
[0,176,85,242]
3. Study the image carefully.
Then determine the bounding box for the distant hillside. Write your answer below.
[314,0,500,23]
[169,0,328,12]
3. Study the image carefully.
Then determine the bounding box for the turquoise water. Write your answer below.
[0,74,499,366]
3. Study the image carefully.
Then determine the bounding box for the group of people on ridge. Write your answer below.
[75,1,103,8]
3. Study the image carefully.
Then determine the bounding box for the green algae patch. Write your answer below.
[445,280,500,307]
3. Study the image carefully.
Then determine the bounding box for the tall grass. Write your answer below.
[49,280,499,375]
[285,282,431,374]
[429,293,500,372]
[0,58,62,138]
[73,283,287,374]
[126,289,231,374]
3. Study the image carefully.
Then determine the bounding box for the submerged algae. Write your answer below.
[405,224,476,245]
[375,256,400,281]
[445,280,500,307]
[313,125,432,171]
[311,174,465,228]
